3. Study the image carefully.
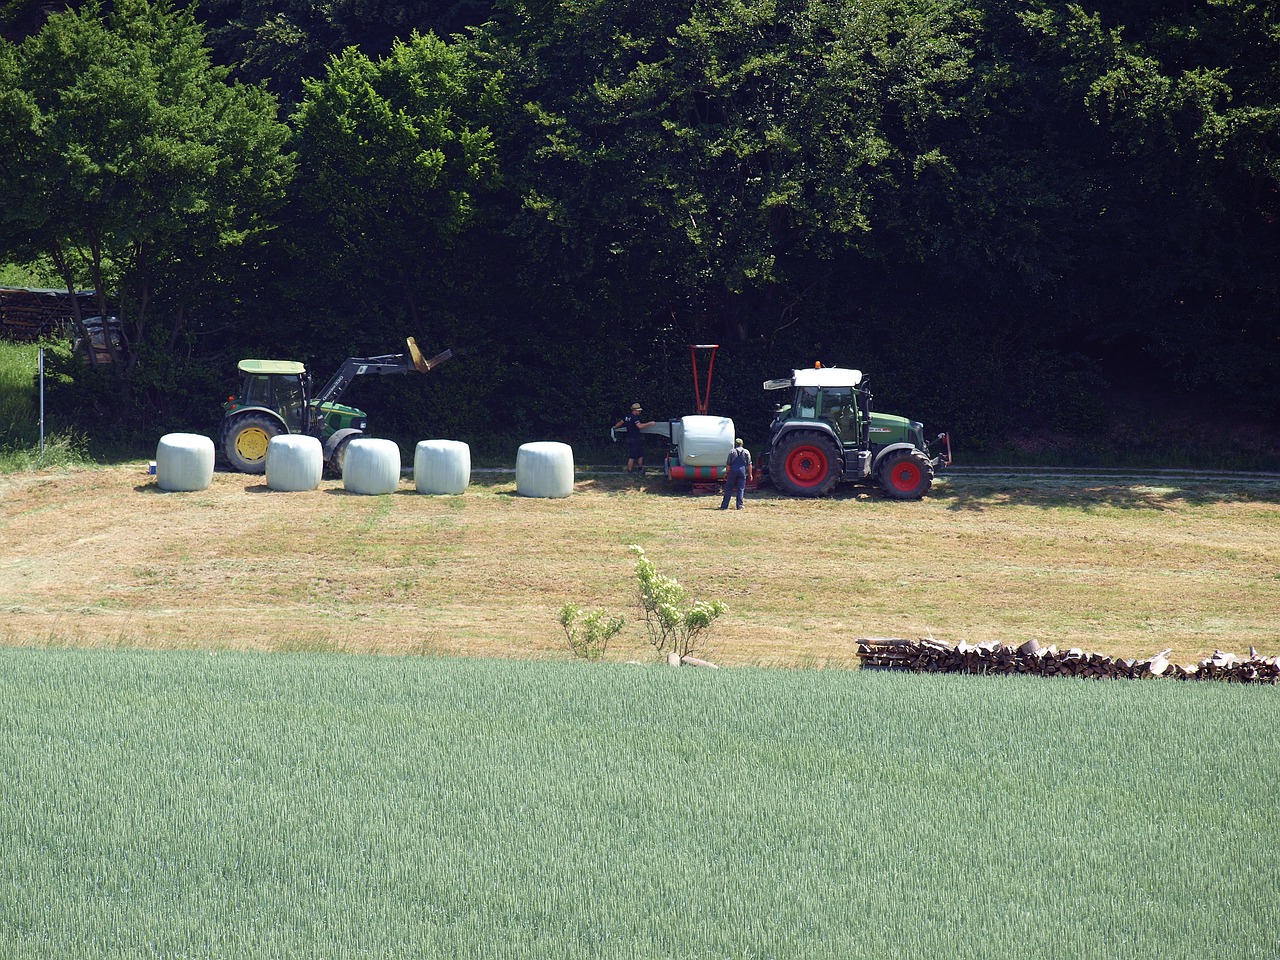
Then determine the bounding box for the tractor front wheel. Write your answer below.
[770,431,841,497]
[879,450,934,500]
[223,414,283,474]
[326,433,358,478]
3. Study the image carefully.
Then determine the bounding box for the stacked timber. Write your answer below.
[856,637,1279,684]
[0,287,95,340]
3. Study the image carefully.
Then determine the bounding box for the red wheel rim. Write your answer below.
[785,445,829,487]
[890,461,922,491]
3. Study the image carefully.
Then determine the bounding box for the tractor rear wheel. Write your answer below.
[223,414,282,474]
[770,431,841,497]
[879,449,934,499]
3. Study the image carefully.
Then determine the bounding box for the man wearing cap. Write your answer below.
[612,402,656,473]
[719,437,752,510]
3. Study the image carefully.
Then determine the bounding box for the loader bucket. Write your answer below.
[408,337,429,373]
[408,337,453,373]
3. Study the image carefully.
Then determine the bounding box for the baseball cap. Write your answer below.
[631,403,642,411]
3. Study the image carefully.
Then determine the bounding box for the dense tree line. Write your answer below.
[1,0,1276,461]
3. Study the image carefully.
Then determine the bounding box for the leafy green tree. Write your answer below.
[196,0,497,106]
[1012,0,1280,405]
[286,31,503,345]
[486,0,991,343]
[0,0,293,404]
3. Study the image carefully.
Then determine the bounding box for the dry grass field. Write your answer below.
[2,463,1277,667]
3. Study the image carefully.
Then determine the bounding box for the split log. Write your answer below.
[680,656,719,669]
[855,638,1277,684]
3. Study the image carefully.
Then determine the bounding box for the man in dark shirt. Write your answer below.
[613,402,655,472]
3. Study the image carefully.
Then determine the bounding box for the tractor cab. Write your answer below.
[766,367,868,445]
[230,360,309,432]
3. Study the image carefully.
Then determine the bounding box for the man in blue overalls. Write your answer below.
[719,438,752,510]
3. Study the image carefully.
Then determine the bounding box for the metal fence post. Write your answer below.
[38,346,45,456]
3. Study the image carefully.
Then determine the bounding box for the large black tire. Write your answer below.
[223,414,283,474]
[769,430,841,497]
[325,433,358,478]
[879,449,934,499]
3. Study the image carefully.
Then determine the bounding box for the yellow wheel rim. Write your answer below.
[234,427,271,463]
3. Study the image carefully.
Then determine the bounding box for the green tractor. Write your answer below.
[761,364,951,499]
[220,338,452,474]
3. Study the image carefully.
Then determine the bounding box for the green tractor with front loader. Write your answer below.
[761,363,951,499]
[220,338,451,474]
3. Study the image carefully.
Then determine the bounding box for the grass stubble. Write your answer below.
[0,464,1276,665]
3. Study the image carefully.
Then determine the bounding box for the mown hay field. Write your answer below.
[1,649,1276,960]
[1,464,1277,665]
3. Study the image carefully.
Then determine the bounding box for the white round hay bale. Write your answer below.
[516,441,574,498]
[414,440,471,495]
[266,434,323,492]
[155,433,214,492]
[677,415,735,467]
[342,437,401,495]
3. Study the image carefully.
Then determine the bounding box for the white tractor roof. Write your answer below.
[764,367,863,390]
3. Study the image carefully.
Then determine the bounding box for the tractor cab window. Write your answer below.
[241,373,304,431]
[275,376,304,431]
[797,387,818,418]
[819,387,857,439]
[242,374,272,407]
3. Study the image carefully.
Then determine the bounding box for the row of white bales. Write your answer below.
[152,433,574,498]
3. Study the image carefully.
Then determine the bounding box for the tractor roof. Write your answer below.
[764,367,863,390]
[238,359,306,376]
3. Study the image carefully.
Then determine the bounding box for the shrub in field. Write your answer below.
[558,602,624,660]
[629,544,726,659]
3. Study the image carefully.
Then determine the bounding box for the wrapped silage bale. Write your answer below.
[415,440,471,495]
[515,442,574,498]
[266,434,323,492]
[677,415,735,467]
[155,433,215,492]
[343,438,401,495]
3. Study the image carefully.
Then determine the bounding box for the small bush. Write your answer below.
[629,544,726,659]
[558,603,625,660]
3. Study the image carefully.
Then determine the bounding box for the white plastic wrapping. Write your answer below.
[515,442,574,498]
[677,415,735,467]
[266,434,323,492]
[414,439,471,495]
[155,433,215,492]
[342,438,401,495]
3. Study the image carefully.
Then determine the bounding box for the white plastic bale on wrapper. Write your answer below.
[515,442,574,498]
[677,415,735,467]
[342,438,402,495]
[155,433,215,492]
[414,440,471,495]
[266,434,323,491]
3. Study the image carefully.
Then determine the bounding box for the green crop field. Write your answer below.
[2,648,1275,959]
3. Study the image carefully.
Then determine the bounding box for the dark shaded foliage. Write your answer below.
[2,0,1276,464]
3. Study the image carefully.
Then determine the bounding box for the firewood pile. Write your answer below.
[856,637,1279,684]
[0,287,95,340]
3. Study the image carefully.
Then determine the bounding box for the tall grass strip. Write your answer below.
[0,650,1275,959]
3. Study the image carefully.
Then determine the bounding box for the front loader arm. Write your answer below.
[313,337,452,406]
